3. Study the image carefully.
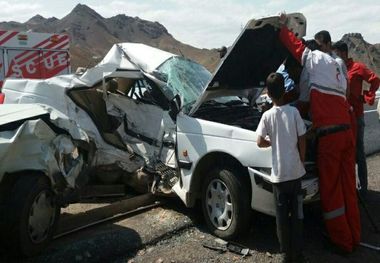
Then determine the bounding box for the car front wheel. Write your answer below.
[201,167,251,239]
[2,175,60,256]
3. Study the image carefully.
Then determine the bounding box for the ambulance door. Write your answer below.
[5,48,42,79]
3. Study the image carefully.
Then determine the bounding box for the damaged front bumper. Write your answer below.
[248,166,319,216]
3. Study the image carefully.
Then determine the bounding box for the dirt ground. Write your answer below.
[1,154,380,263]
[119,154,380,263]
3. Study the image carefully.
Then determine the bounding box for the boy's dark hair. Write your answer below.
[314,30,331,44]
[332,40,348,53]
[266,72,285,100]
[305,39,321,51]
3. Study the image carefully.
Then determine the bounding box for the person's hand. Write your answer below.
[279,12,288,26]
[363,90,375,105]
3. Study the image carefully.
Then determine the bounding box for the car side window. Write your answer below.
[105,77,170,110]
[105,78,153,103]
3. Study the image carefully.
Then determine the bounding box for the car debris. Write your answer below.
[202,240,250,257]
[0,108,85,188]
[202,242,227,254]
[226,242,251,257]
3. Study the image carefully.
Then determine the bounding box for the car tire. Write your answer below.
[201,167,251,239]
[2,174,60,257]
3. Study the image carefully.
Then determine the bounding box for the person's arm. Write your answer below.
[360,64,380,105]
[298,134,306,163]
[340,60,350,99]
[295,68,310,118]
[295,101,310,119]
[256,113,271,148]
[257,135,271,148]
[346,79,351,99]
[278,23,306,64]
[295,109,307,163]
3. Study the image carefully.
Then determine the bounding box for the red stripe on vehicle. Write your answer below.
[41,65,69,78]
[35,50,69,74]
[6,49,69,79]
[39,40,70,59]
[15,37,69,66]
[13,37,53,61]
[0,31,18,46]
[13,35,69,62]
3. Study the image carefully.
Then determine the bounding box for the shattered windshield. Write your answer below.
[157,57,212,109]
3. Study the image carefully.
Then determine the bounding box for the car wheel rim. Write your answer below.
[206,179,233,231]
[28,190,56,244]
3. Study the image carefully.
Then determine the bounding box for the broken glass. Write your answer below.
[157,57,211,109]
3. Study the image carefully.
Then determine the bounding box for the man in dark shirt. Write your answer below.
[333,40,380,197]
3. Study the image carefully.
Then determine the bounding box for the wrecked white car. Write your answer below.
[0,13,318,255]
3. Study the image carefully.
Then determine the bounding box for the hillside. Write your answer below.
[342,33,380,76]
[0,4,219,71]
[0,4,379,76]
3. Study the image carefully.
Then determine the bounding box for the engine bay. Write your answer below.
[192,96,267,131]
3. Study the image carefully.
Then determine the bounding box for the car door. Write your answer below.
[102,73,177,168]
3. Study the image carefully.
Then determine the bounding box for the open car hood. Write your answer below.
[189,13,306,115]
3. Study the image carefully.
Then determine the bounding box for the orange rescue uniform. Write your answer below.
[279,26,360,252]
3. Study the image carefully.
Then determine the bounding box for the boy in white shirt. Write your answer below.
[257,72,306,263]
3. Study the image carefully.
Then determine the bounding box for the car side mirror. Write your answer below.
[169,94,182,121]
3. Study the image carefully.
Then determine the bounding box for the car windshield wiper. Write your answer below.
[201,100,226,107]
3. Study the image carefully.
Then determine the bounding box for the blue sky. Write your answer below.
[0,0,379,48]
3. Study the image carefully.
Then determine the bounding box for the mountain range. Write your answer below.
[0,4,379,77]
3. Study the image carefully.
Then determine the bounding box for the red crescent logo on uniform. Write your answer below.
[336,67,341,81]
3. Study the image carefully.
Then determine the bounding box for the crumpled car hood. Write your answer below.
[0,103,89,143]
[0,104,48,126]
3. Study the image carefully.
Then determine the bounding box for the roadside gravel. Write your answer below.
[119,154,380,263]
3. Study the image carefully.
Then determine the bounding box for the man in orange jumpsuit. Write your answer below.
[333,41,380,198]
[278,14,360,253]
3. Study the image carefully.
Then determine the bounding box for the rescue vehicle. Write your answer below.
[0,30,70,88]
